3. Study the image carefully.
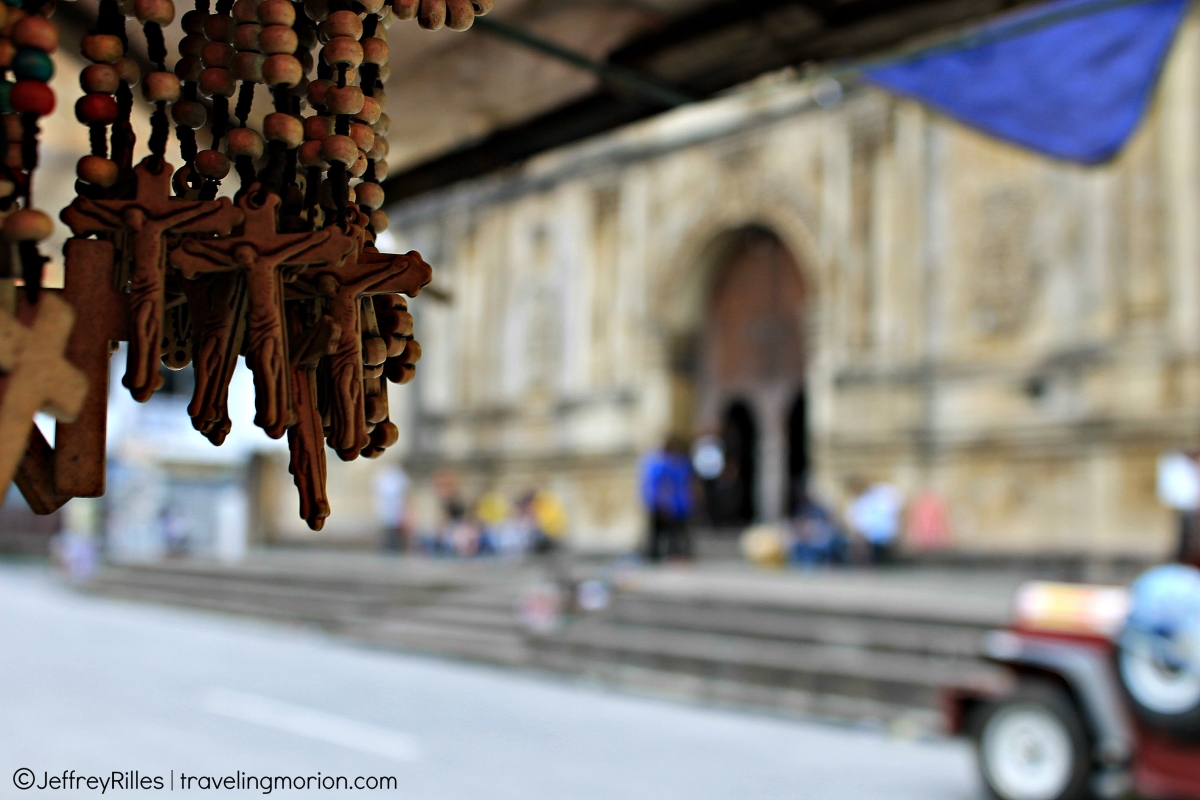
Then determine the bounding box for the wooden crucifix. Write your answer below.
[183,272,248,446]
[286,300,341,531]
[293,248,432,461]
[51,238,130,498]
[60,157,243,403]
[172,191,357,439]
[0,295,89,497]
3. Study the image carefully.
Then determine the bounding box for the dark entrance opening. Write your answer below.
[714,401,757,526]
[786,392,808,515]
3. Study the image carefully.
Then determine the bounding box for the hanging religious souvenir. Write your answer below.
[0,0,483,529]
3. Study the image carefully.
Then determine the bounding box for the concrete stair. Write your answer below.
[87,553,1018,729]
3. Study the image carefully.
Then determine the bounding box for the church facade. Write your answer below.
[369,13,1200,559]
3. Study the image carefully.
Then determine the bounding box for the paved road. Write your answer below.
[0,563,981,799]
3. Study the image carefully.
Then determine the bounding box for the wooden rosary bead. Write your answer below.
[354,180,383,209]
[377,61,391,84]
[366,133,388,161]
[181,8,208,34]
[473,0,495,13]
[445,0,478,31]
[302,0,328,22]
[0,3,9,32]
[261,53,302,87]
[362,336,387,367]
[204,13,235,43]
[75,93,119,124]
[372,112,390,137]
[77,155,119,187]
[296,139,327,169]
[393,0,417,21]
[4,142,20,170]
[349,150,367,177]
[370,208,389,232]
[359,0,384,14]
[4,208,53,242]
[319,133,357,166]
[202,41,234,68]
[232,0,258,24]
[174,56,203,81]
[233,23,261,52]
[194,148,231,178]
[372,87,387,107]
[361,36,387,65]
[258,24,297,55]
[325,84,362,115]
[170,99,207,128]
[0,41,14,70]
[10,80,54,116]
[318,10,362,42]
[322,36,362,68]
[198,66,237,97]
[349,121,373,152]
[257,0,295,26]
[81,63,120,94]
[263,112,303,147]
[142,71,182,103]
[226,126,264,159]
[12,49,54,82]
[81,34,124,64]
[0,6,23,38]
[115,57,141,86]
[306,77,332,107]
[303,114,333,140]
[230,51,264,83]
[372,157,387,176]
[134,0,175,26]
[13,16,56,52]
[179,33,206,59]
[356,94,381,125]
[0,179,16,200]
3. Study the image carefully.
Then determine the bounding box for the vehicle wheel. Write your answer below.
[975,681,1092,800]
[1119,646,1200,740]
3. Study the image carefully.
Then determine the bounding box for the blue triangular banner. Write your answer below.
[865,0,1189,164]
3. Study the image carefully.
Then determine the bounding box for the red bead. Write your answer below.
[10,81,54,116]
[75,93,118,125]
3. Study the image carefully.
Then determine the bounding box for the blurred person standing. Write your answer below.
[846,479,904,565]
[531,489,569,554]
[640,436,694,562]
[1157,450,1200,566]
[373,464,410,552]
[789,485,845,567]
[475,490,511,556]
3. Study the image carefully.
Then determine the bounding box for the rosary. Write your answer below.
[0,0,489,530]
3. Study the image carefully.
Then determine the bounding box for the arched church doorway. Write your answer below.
[713,401,757,525]
[694,226,809,523]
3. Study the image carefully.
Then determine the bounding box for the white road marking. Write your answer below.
[204,688,421,762]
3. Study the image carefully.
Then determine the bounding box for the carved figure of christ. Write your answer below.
[172,191,357,439]
[60,157,243,402]
[293,249,432,460]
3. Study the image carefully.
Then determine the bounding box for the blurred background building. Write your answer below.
[2,0,1196,568]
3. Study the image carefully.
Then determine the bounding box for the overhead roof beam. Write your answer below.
[471,17,695,109]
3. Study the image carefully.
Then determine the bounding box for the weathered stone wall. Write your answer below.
[382,11,1200,558]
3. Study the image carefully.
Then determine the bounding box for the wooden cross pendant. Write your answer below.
[172,191,357,439]
[52,238,130,498]
[60,157,243,403]
[293,249,432,460]
[183,273,248,445]
[286,301,341,530]
[0,295,89,497]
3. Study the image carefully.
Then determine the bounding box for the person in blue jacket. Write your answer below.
[640,436,694,562]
